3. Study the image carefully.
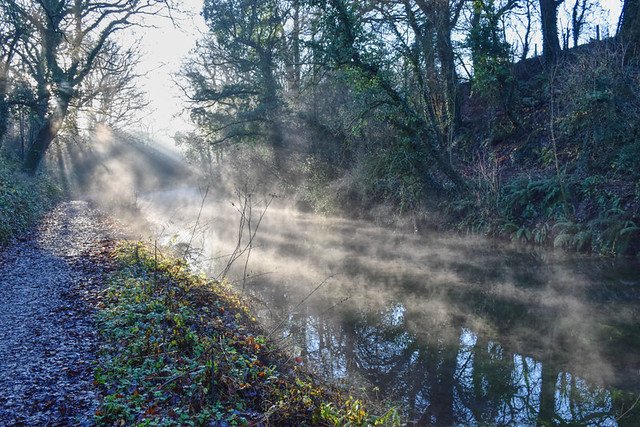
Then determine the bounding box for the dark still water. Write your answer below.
[139,188,640,426]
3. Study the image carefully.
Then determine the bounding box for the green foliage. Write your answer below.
[355,139,432,213]
[308,0,376,69]
[0,154,61,241]
[492,172,640,254]
[184,0,288,152]
[298,156,339,214]
[613,139,640,180]
[444,196,494,235]
[95,241,401,425]
[592,211,639,256]
[466,0,515,105]
[500,175,568,226]
[557,44,640,176]
[500,220,532,243]
[320,398,401,426]
[553,219,593,252]
[570,176,640,255]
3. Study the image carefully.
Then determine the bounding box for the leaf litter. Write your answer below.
[0,201,118,426]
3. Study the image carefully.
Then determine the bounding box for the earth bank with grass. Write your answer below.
[94,241,401,426]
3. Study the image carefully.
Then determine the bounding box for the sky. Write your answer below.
[121,0,624,151]
[119,0,206,150]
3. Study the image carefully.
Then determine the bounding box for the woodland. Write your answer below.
[1,1,640,425]
[1,0,639,256]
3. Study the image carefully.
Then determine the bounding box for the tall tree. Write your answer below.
[570,0,591,47]
[618,0,639,53]
[78,42,148,130]
[539,0,564,63]
[0,2,26,143]
[414,0,465,131]
[310,0,467,190]
[467,0,520,125]
[516,0,535,60]
[186,0,289,160]
[4,0,172,173]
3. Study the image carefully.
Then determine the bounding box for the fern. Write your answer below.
[574,230,592,252]
[515,226,531,243]
[613,221,640,256]
[533,222,550,245]
[553,219,579,233]
[553,233,573,248]
[500,220,519,235]
[620,224,640,236]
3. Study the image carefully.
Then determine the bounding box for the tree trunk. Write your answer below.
[619,0,640,54]
[23,93,71,173]
[571,0,586,48]
[539,0,562,64]
[538,362,559,424]
[436,26,460,132]
[0,62,11,144]
[427,342,456,425]
[291,0,301,95]
[0,92,8,145]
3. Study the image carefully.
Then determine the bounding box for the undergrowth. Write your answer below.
[444,172,640,256]
[94,241,402,426]
[0,153,61,241]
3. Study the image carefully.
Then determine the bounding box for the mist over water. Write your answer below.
[61,133,640,425]
[137,185,640,425]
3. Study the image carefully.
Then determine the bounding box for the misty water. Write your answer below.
[134,185,640,426]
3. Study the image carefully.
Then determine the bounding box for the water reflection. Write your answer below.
[138,188,640,425]
[264,298,638,425]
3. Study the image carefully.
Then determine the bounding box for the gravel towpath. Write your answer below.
[0,201,117,426]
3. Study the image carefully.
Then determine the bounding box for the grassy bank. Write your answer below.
[94,241,401,426]
[0,154,61,242]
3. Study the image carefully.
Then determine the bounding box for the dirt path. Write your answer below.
[0,201,116,426]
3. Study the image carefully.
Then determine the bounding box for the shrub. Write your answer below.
[556,42,640,176]
[0,154,62,241]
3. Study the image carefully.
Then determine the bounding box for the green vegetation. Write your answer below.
[176,0,639,257]
[1,1,637,257]
[0,153,61,241]
[94,241,401,426]
[450,42,640,256]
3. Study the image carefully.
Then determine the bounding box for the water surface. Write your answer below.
[140,188,640,425]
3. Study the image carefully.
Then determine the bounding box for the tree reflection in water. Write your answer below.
[135,192,640,426]
[261,299,638,425]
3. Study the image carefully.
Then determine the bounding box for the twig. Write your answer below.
[157,365,206,390]
[227,270,274,287]
[267,275,335,338]
[616,394,640,422]
[318,295,351,317]
[217,188,276,289]
[183,184,210,265]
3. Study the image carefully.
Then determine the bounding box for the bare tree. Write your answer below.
[3,0,173,173]
[78,41,149,130]
[570,0,590,47]
[519,0,536,60]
